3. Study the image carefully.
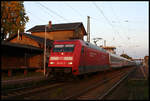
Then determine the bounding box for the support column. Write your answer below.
[24,69,27,75]
[8,69,12,77]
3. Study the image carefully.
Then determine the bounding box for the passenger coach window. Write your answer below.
[53,44,75,52]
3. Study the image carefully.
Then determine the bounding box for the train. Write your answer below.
[47,39,135,78]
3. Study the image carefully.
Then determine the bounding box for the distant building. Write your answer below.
[101,46,116,54]
[133,58,144,65]
[26,22,87,41]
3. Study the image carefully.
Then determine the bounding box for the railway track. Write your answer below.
[2,67,136,100]
[2,76,45,86]
[2,75,71,100]
[2,76,52,94]
[1,81,66,100]
[63,67,136,100]
[97,67,136,100]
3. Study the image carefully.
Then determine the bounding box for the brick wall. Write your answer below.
[31,30,74,40]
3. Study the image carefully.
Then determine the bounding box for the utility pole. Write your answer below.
[44,21,52,76]
[44,25,47,76]
[87,16,90,43]
[104,40,106,47]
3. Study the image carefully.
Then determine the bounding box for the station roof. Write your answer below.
[6,33,53,47]
[26,22,87,35]
[1,41,43,52]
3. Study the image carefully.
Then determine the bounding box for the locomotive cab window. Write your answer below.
[64,44,75,52]
[53,44,64,52]
[53,44,75,52]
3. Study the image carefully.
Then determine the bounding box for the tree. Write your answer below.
[1,1,29,40]
[120,53,132,60]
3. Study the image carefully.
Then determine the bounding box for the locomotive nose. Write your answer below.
[49,56,73,66]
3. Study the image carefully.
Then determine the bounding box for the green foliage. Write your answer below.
[120,53,132,60]
[1,1,29,40]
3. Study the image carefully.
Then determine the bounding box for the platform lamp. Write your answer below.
[44,21,52,76]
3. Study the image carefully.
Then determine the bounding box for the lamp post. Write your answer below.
[44,24,50,76]
[44,21,52,76]
[44,25,47,76]
[87,16,90,43]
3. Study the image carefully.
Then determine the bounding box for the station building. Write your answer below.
[2,22,87,76]
[26,22,87,40]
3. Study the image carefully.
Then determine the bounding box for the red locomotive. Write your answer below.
[47,39,135,77]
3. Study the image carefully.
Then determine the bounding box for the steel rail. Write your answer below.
[97,67,136,100]
[2,82,66,100]
[2,76,46,87]
[2,76,46,83]
[63,70,127,100]
[2,77,54,94]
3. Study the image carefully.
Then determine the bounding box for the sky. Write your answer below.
[23,1,149,59]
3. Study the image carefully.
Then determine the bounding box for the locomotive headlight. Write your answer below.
[50,57,59,60]
[50,62,54,64]
[64,57,73,60]
[68,62,72,65]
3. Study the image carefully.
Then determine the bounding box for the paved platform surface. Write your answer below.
[1,72,46,86]
[104,65,149,100]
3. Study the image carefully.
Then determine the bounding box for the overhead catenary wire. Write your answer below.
[26,3,51,23]
[25,3,61,32]
[65,3,106,25]
[35,3,62,22]
[65,3,83,19]
[26,11,48,23]
[37,2,70,23]
[92,3,116,46]
[92,2,134,56]
[25,11,45,32]
[109,4,130,41]
[92,2,132,50]
[93,3,114,28]
[108,4,134,52]
[92,2,125,40]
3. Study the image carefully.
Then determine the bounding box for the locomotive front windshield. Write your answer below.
[53,44,75,52]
